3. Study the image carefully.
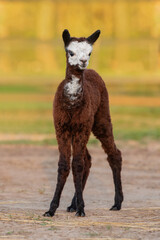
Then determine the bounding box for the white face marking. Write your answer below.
[66,41,92,70]
[64,75,82,103]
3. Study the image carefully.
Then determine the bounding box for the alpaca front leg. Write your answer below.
[44,134,71,217]
[67,148,91,212]
[72,155,85,217]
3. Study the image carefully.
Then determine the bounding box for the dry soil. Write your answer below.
[0,141,160,239]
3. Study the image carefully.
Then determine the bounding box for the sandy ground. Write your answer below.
[0,141,160,240]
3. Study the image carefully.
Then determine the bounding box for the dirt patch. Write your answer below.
[0,142,160,239]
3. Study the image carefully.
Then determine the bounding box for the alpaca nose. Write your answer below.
[80,59,87,64]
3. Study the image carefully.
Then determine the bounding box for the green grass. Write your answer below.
[115,128,160,141]
[112,106,160,140]
[0,139,57,145]
[108,83,160,97]
[1,82,160,96]
[0,84,43,94]
[0,106,159,143]
[0,83,58,94]
[0,82,160,144]
[0,137,99,146]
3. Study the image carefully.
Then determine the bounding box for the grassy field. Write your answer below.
[0,0,160,144]
[0,79,160,145]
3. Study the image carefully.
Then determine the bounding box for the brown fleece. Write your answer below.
[44,31,123,217]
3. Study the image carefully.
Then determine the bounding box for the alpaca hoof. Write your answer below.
[75,210,85,217]
[67,206,76,212]
[43,211,54,217]
[110,204,121,211]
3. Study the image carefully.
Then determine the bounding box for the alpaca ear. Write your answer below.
[87,30,101,44]
[62,29,71,46]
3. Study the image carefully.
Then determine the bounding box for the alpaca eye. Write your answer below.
[69,51,74,57]
[89,52,92,56]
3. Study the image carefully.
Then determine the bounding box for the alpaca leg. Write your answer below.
[92,124,123,211]
[72,154,85,216]
[71,134,90,217]
[44,134,71,217]
[67,148,91,212]
[107,149,123,210]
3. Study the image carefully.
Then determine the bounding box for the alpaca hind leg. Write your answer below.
[92,125,123,211]
[44,134,71,217]
[107,148,123,210]
[67,148,91,212]
[99,136,123,210]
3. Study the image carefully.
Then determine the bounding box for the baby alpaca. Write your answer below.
[44,29,123,217]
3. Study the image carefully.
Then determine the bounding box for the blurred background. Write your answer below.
[0,0,160,144]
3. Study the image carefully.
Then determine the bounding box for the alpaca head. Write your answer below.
[62,29,100,70]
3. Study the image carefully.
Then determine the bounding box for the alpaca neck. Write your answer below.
[63,64,84,108]
[65,63,84,80]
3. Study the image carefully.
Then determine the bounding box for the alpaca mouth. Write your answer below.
[79,63,87,70]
